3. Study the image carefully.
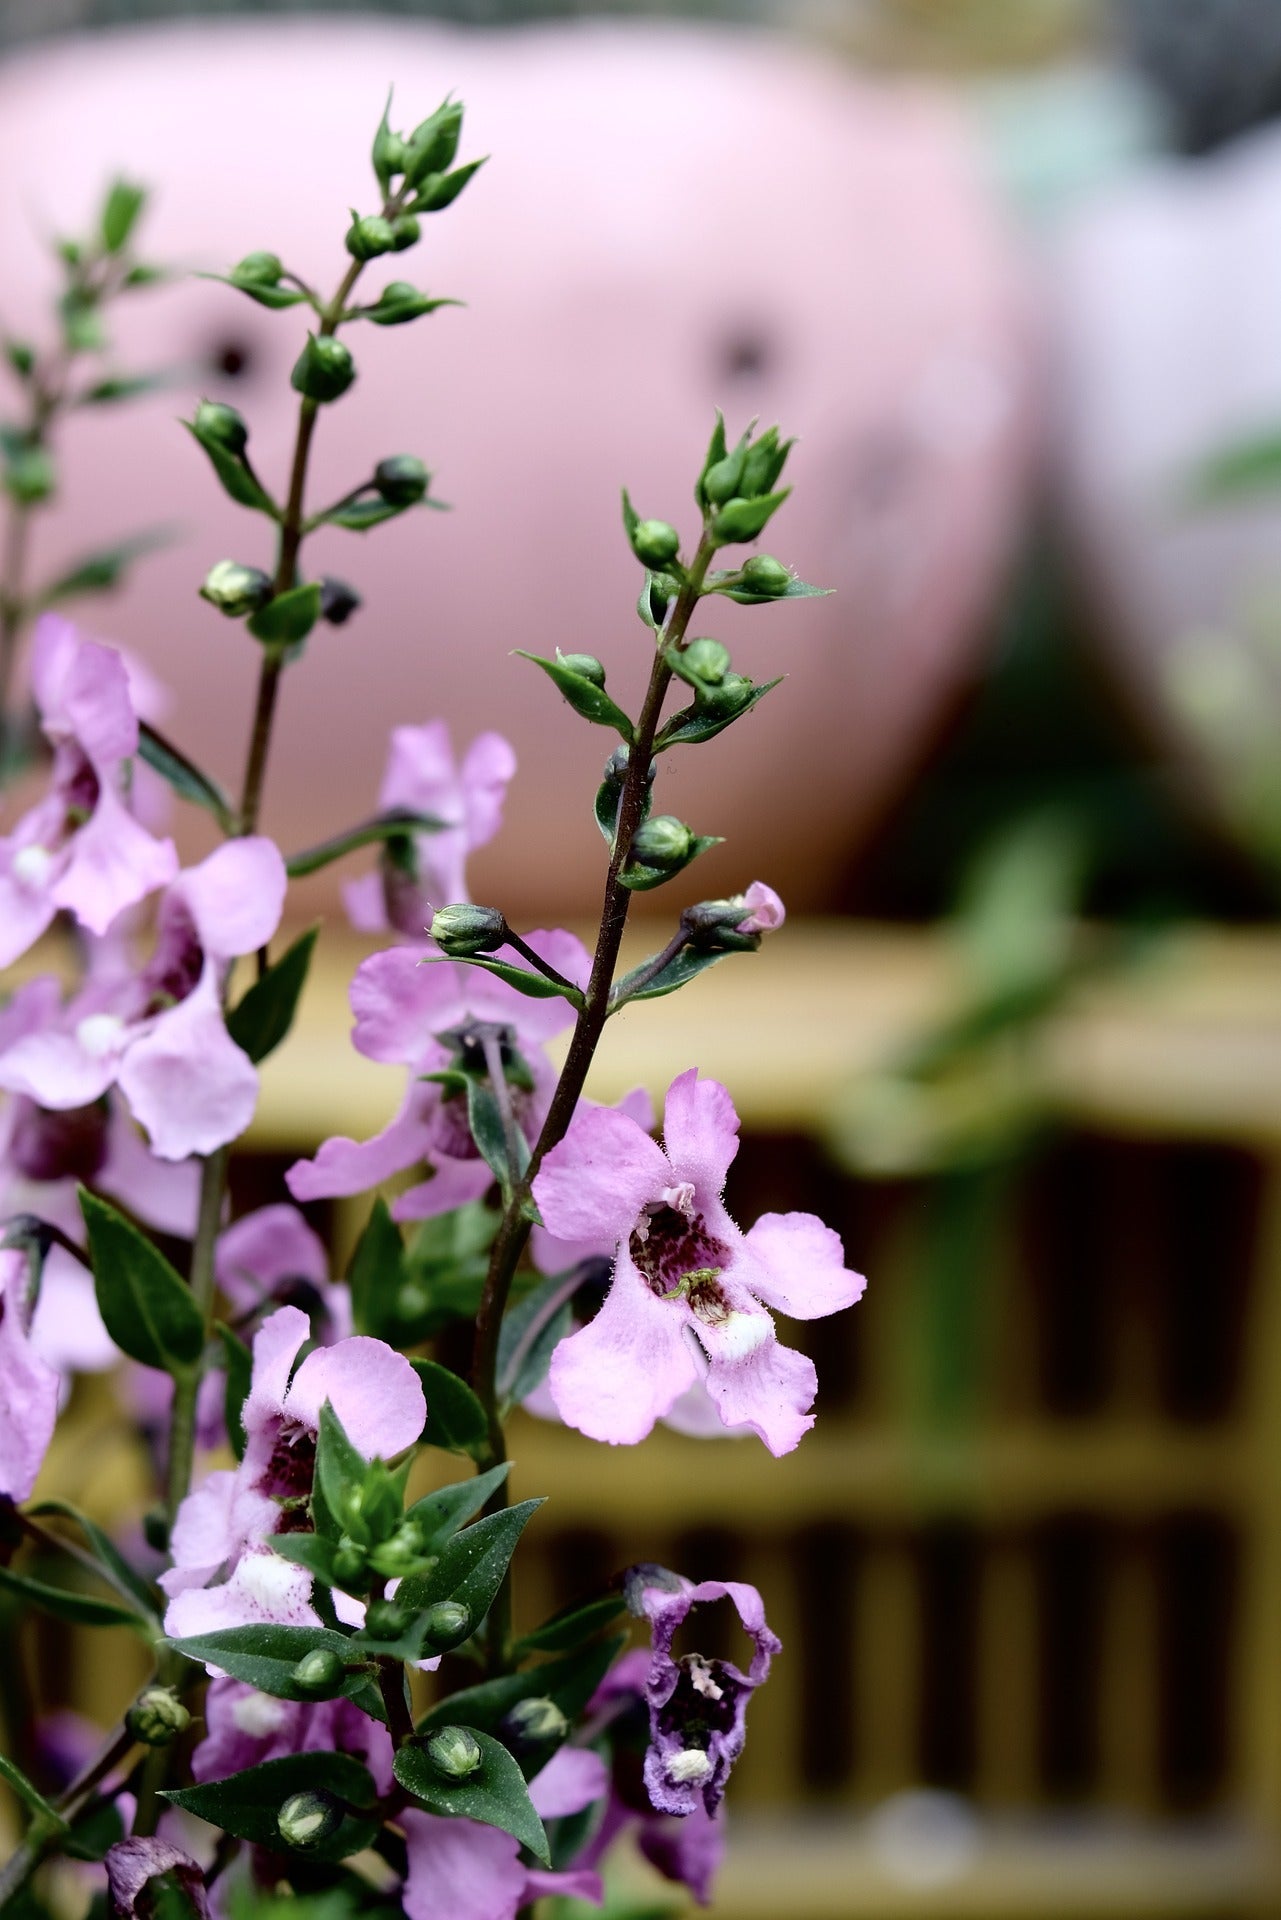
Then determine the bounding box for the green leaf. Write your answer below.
[226,924,318,1064]
[62,1794,124,1862]
[619,835,721,892]
[0,1751,67,1830]
[711,573,832,606]
[515,652,634,741]
[284,809,445,879]
[354,287,462,326]
[202,271,309,311]
[409,157,487,214]
[710,487,792,544]
[79,371,171,407]
[417,1636,626,1764]
[38,527,174,605]
[182,418,277,516]
[215,1323,253,1461]
[348,1197,403,1339]
[30,1499,158,1617]
[1189,429,1281,504]
[393,1728,547,1864]
[655,677,780,750]
[464,1073,527,1200]
[100,179,147,254]
[164,1752,378,1860]
[695,409,728,508]
[405,1461,511,1548]
[0,1562,150,1633]
[396,1499,543,1624]
[314,1401,371,1543]
[434,954,582,1007]
[247,581,322,647]
[322,495,408,532]
[79,1188,203,1372]
[167,1623,382,1712]
[514,1592,626,1656]
[611,944,731,1004]
[410,1359,488,1458]
[136,720,236,830]
[271,1531,342,1586]
[497,1269,577,1408]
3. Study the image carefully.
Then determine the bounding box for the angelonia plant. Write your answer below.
[0,91,866,1920]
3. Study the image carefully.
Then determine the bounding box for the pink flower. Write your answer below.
[736,881,784,936]
[401,1745,607,1920]
[193,1676,393,1793]
[0,838,286,1160]
[161,1304,424,1640]
[0,1246,59,1501]
[287,931,587,1221]
[344,722,516,938]
[215,1203,350,1341]
[0,615,176,964]
[532,1070,866,1455]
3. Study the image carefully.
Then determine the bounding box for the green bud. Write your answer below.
[374,453,429,506]
[234,251,284,287]
[346,213,397,262]
[320,576,362,626]
[430,902,508,957]
[3,447,55,505]
[277,1789,342,1850]
[740,429,793,498]
[200,559,273,618]
[701,448,747,505]
[631,815,693,871]
[499,1696,568,1753]
[364,1598,410,1640]
[425,1726,483,1779]
[125,1686,189,1748]
[390,215,422,253]
[332,1540,368,1586]
[369,1520,427,1578]
[373,115,409,190]
[711,489,791,545]
[193,398,248,456]
[61,303,105,353]
[56,238,82,267]
[291,334,356,404]
[631,518,681,568]
[557,653,606,686]
[4,340,36,380]
[421,1600,471,1647]
[406,100,464,188]
[291,1648,348,1699]
[738,554,792,596]
[681,638,730,685]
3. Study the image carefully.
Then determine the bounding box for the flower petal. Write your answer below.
[533,1105,668,1247]
[391,1156,494,1221]
[287,1336,425,1458]
[163,1547,321,1640]
[286,1081,438,1201]
[50,782,176,936]
[100,1105,200,1236]
[661,1070,740,1198]
[0,1249,59,1501]
[216,1205,329,1313]
[119,966,258,1159]
[402,1812,525,1920]
[173,837,286,960]
[528,1744,609,1819]
[0,868,57,969]
[548,1259,696,1446]
[702,1328,817,1457]
[349,946,464,1065]
[741,1211,867,1320]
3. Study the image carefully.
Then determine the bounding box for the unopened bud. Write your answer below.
[193,399,248,456]
[332,1539,368,1586]
[277,1789,342,1849]
[374,453,429,506]
[701,450,746,505]
[682,638,730,685]
[421,1600,471,1648]
[346,213,397,261]
[291,1648,347,1699]
[631,815,692,871]
[426,1726,483,1779]
[364,1598,409,1640]
[631,518,681,568]
[431,903,508,957]
[291,334,356,404]
[499,1696,567,1753]
[125,1686,189,1748]
[369,1520,427,1579]
[390,214,421,252]
[3,447,55,505]
[200,559,272,618]
[738,554,791,596]
[558,652,606,686]
[320,576,362,626]
[234,251,284,287]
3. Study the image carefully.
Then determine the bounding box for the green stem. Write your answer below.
[165,1143,228,1529]
[0,1722,138,1909]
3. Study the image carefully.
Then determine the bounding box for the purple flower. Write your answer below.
[286,931,588,1221]
[344,722,516,938]
[104,1838,210,1920]
[0,838,287,1160]
[0,615,177,965]
[401,1744,607,1920]
[631,1570,779,1821]
[215,1203,350,1341]
[0,1247,59,1501]
[736,881,785,936]
[193,1676,393,1793]
[161,1304,424,1640]
[532,1069,866,1454]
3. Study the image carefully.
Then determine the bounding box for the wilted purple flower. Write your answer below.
[344,722,516,938]
[0,837,286,1160]
[0,616,177,965]
[287,931,588,1221]
[0,1246,59,1501]
[532,1069,865,1454]
[104,1838,209,1920]
[193,1676,393,1793]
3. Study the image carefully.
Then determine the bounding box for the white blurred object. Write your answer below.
[868,1788,983,1888]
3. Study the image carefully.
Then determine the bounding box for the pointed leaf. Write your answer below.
[409,157,488,214]
[314,1400,370,1542]
[619,835,721,893]
[202,271,309,311]
[465,1074,527,1200]
[168,1623,382,1714]
[38,528,174,606]
[655,678,780,750]
[410,1359,488,1459]
[226,924,318,1064]
[182,418,277,516]
[100,179,147,254]
[0,1752,67,1831]
[30,1499,159,1617]
[394,1728,547,1864]
[247,581,321,647]
[515,652,634,741]
[164,1752,378,1859]
[322,495,408,532]
[395,1498,543,1623]
[136,721,236,829]
[514,1592,627,1656]
[215,1322,253,1461]
[0,1563,151,1632]
[417,1635,626,1775]
[348,1197,404,1339]
[497,1269,577,1408]
[284,809,445,879]
[405,1462,511,1548]
[612,944,731,1004]
[434,954,581,1006]
[713,575,832,606]
[79,1188,203,1372]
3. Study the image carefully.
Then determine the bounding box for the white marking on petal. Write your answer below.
[698,1306,771,1360]
[665,1748,714,1784]
[230,1689,289,1737]
[660,1182,696,1218]
[75,1013,126,1058]
[12,845,54,891]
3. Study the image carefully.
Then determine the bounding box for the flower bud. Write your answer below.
[364,1598,409,1640]
[407,101,464,186]
[234,251,284,287]
[431,903,508,957]
[681,638,730,685]
[390,214,421,252]
[630,518,681,568]
[291,334,356,404]
[193,399,248,456]
[738,554,792,596]
[630,815,692,871]
[369,1520,427,1579]
[332,1539,368,1586]
[499,1696,568,1754]
[3,446,55,505]
[291,1648,348,1699]
[277,1789,342,1849]
[320,576,362,626]
[374,454,429,506]
[125,1686,189,1748]
[425,1726,483,1779]
[701,448,746,505]
[558,652,606,686]
[421,1600,471,1648]
[345,213,397,261]
[200,559,273,618]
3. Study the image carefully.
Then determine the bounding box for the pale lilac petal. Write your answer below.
[0,976,62,1052]
[661,1070,739,1198]
[741,1211,867,1321]
[29,1248,116,1374]
[342,871,388,933]
[287,1337,425,1458]
[0,1024,120,1110]
[119,966,258,1159]
[379,721,458,815]
[216,1205,329,1313]
[524,1868,604,1906]
[161,1468,240,1589]
[528,1745,609,1819]
[32,618,137,765]
[702,1331,817,1457]
[241,1306,309,1434]
[459,731,517,849]
[660,1378,754,1440]
[0,1249,59,1501]
[548,1260,696,1445]
[286,1083,437,1201]
[163,1547,321,1640]
[50,782,176,935]
[533,1106,668,1247]
[173,838,286,960]
[349,947,463,1065]
[391,1156,494,1221]
[100,1109,200,1237]
[638,1801,726,1902]
[738,881,785,935]
[0,871,56,968]
[401,1812,525,1920]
